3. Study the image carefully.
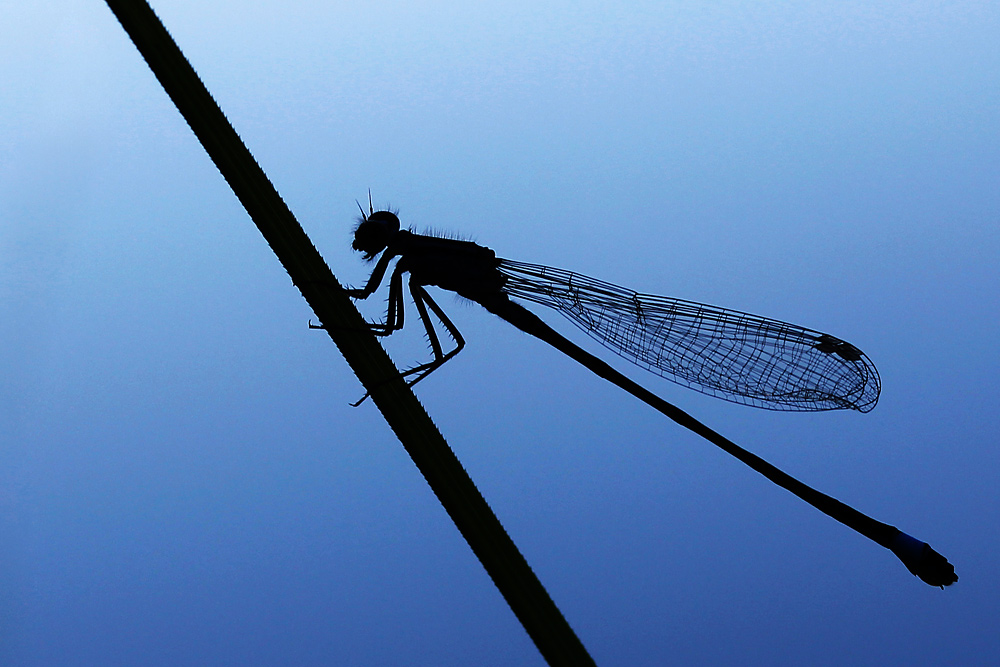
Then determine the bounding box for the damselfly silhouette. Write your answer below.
[319,201,956,587]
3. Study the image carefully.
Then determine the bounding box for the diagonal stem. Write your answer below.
[101,1,597,663]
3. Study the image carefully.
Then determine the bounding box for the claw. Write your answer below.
[350,391,372,407]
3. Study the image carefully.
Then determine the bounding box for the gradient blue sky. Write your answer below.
[4,1,998,664]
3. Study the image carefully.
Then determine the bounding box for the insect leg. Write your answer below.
[345,249,394,299]
[348,280,465,406]
[398,282,466,389]
[317,263,407,335]
[368,263,406,336]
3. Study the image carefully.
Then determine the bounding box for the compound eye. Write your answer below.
[368,210,400,230]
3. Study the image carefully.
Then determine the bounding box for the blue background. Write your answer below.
[3,1,998,664]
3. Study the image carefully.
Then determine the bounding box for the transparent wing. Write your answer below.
[498,259,880,412]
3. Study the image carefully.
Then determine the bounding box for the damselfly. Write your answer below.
[319,202,955,587]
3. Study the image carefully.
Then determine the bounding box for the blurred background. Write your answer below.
[3,1,998,664]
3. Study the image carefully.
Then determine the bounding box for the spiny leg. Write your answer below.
[350,282,465,406]
[372,264,406,335]
[400,282,466,389]
[311,262,407,335]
